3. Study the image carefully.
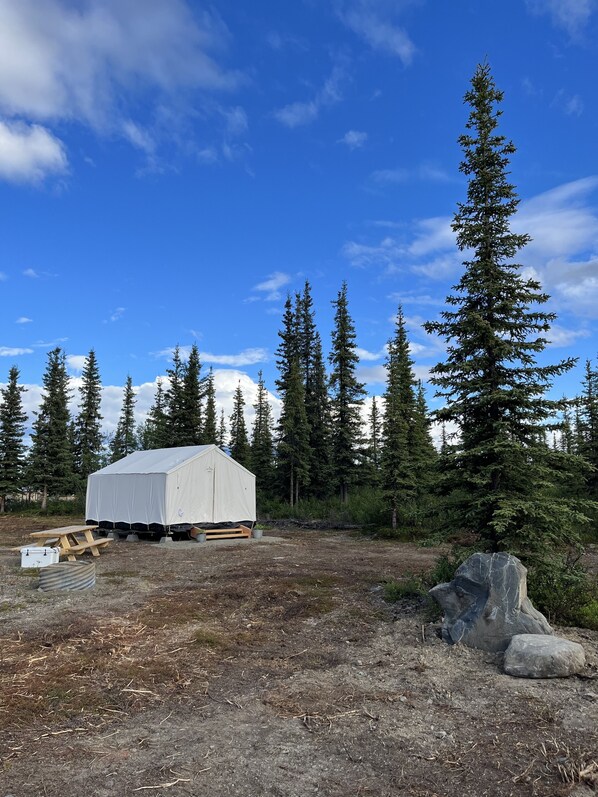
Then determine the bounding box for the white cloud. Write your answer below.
[156,346,269,367]
[16,316,33,324]
[0,120,67,184]
[12,369,282,440]
[356,345,387,361]
[338,130,368,149]
[0,0,241,127]
[339,1,416,64]
[526,0,595,37]
[23,268,39,278]
[545,324,591,347]
[105,307,125,323]
[0,271,6,280]
[252,271,291,301]
[0,346,33,356]
[66,354,87,372]
[274,62,346,128]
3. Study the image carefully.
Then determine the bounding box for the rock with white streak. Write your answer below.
[504,634,586,678]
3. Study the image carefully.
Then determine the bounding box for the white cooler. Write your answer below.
[20,547,60,568]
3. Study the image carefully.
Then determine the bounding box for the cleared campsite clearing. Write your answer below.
[0,517,597,797]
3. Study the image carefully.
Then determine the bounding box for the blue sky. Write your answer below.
[0,0,597,435]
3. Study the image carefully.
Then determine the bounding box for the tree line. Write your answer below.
[0,279,438,523]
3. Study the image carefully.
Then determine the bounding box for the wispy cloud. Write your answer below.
[370,162,451,185]
[344,175,598,317]
[552,90,584,117]
[526,0,595,37]
[0,0,244,182]
[545,324,591,347]
[105,307,125,323]
[337,0,416,65]
[252,271,291,301]
[273,61,347,128]
[23,268,39,278]
[0,346,33,356]
[16,316,33,324]
[0,271,6,281]
[31,337,68,348]
[338,130,368,149]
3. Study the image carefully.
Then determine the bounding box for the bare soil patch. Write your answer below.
[1,517,597,797]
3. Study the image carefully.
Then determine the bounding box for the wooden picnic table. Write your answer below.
[26,525,111,562]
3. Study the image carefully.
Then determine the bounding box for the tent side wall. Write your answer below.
[163,448,256,524]
[163,450,214,526]
[86,472,168,526]
[213,453,256,522]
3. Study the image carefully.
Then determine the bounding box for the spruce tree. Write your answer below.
[218,409,227,450]
[203,368,218,445]
[164,345,186,447]
[110,376,137,461]
[363,395,382,487]
[277,358,310,505]
[0,366,28,512]
[423,63,586,560]
[250,370,275,497]
[275,294,299,396]
[329,281,365,502]
[229,382,250,466]
[296,282,332,498]
[29,348,74,509]
[181,343,203,445]
[143,378,168,449]
[73,349,103,488]
[578,360,598,495]
[381,307,418,528]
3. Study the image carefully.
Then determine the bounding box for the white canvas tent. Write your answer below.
[86,445,256,529]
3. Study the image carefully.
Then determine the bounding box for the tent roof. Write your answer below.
[92,445,245,476]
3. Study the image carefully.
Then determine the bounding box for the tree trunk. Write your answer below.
[41,484,48,512]
[392,506,397,530]
[0,495,5,514]
[289,466,294,508]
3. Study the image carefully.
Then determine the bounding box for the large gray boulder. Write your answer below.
[504,634,586,678]
[430,552,552,652]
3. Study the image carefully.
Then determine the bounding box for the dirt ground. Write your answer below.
[0,517,597,797]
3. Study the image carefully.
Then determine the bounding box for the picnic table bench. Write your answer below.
[15,525,111,562]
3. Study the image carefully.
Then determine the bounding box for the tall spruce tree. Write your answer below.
[381,307,418,528]
[217,409,227,450]
[181,343,203,445]
[143,378,168,449]
[296,282,332,498]
[73,349,103,489]
[229,382,250,466]
[29,348,74,509]
[329,281,365,502]
[203,368,218,444]
[110,376,137,461]
[250,370,275,498]
[0,366,28,512]
[164,345,186,447]
[578,360,598,495]
[277,358,310,505]
[362,396,382,487]
[424,63,585,560]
